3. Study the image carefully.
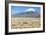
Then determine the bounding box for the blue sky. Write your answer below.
[11,6,40,15]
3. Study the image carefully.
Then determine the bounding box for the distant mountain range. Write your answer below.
[12,11,40,17]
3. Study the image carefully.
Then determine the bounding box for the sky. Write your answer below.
[11,6,40,15]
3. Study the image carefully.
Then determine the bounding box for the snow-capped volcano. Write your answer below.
[12,8,40,17]
[24,8,35,12]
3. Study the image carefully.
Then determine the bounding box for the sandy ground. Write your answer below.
[11,17,41,29]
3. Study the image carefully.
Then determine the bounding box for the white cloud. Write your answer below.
[24,8,35,12]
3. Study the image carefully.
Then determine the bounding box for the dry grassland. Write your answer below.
[11,17,41,29]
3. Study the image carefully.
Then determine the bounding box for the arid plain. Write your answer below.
[11,17,40,29]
